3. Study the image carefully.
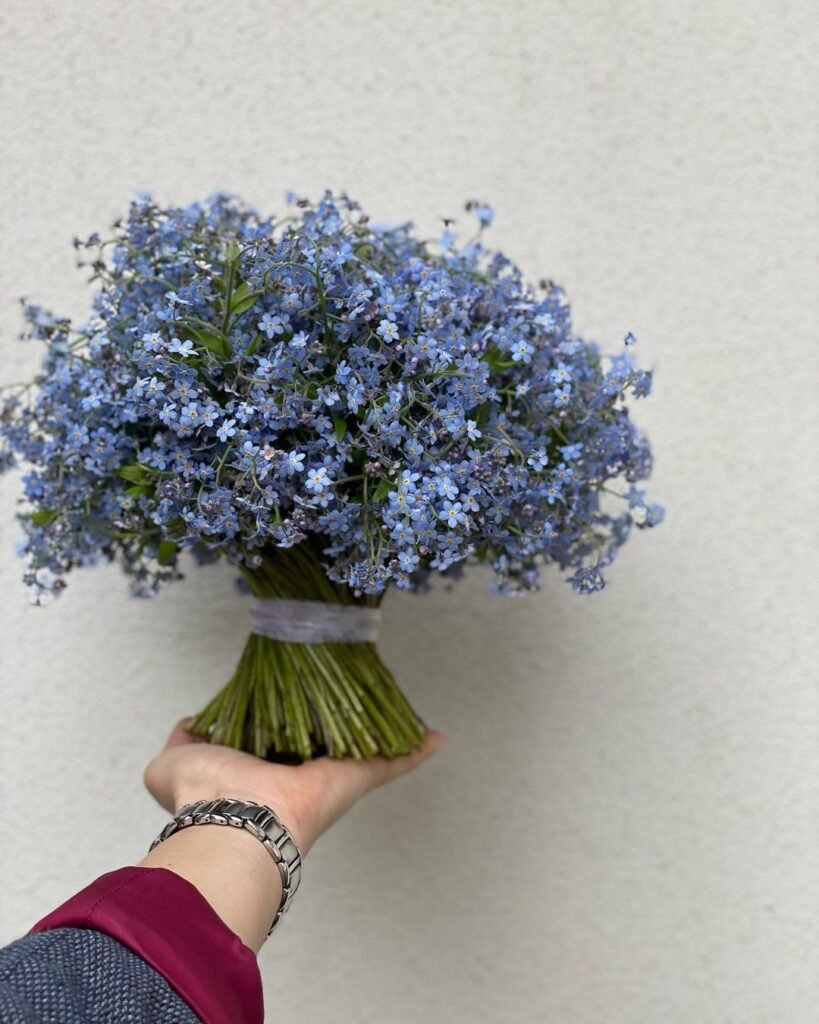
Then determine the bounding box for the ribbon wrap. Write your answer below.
[250,597,381,644]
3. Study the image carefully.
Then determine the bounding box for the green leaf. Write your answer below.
[333,417,347,442]
[229,281,260,317]
[186,326,231,359]
[231,281,252,303]
[26,509,59,527]
[117,464,150,484]
[124,484,152,498]
[245,333,264,357]
[371,478,397,502]
[223,240,241,263]
[230,294,259,317]
[157,539,178,566]
[481,344,514,371]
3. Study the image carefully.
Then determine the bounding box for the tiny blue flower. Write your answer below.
[559,443,583,461]
[470,202,494,227]
[436,476,459,500]
[527,447,548,471]
[567,567,606,593]
[549,362,572,385]
[169,338,195,358]
[398,550,420,572]
[306,466,330,492]
[217,418,237,442]
[552,385,571,408]
[282,451,306,476]
[439,500,465,528]
[511,340,534,363]
[259,312,288,338]
[377,320,400,343]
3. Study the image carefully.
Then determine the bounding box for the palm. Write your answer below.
[144,719,445,852]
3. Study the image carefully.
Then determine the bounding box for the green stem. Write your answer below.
[187,541,425,760]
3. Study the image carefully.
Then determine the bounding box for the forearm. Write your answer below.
[139,821,283,953]
[4,722,440,1024]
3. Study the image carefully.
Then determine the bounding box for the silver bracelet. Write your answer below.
[149,797,303,935]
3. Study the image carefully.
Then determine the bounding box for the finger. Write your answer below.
[164,716,209,750]
[370,728,447,786]
[329,728,447,796]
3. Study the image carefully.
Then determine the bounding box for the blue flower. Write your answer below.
[527,447,548,471]
[567,567,606,593]
[398,549,420,572]
[549,362,572,385]
[0,190,661,601]
[335,361,353,384]
[551,385,571,408]
[169,338,195,357]
[435,476,458,500]
[559,443,583,462]
[535,312,556,332]
[626,485,646,508]
[258,312,288,338]
[217,418,237,442]
[511,340,533,363]
[553,462,574,485]
[543,482,563,505]
[439,500,466,528]
[376,319,400,343]
[305,466,330,492]
[179,402,204,430]
[282,451,305,476]
[632,369,652,398]
[468,202,494,228]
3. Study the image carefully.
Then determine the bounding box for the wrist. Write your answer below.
[140,822,282,953]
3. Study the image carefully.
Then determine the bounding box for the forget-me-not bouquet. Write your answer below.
[0,192,663,760]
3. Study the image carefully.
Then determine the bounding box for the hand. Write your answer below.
[144,718,446,854]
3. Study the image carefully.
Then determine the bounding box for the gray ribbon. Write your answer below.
[251,597,381,644]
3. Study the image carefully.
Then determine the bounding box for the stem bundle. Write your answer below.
[187,543,426,760]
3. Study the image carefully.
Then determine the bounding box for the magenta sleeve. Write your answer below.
[30,866,264,1024]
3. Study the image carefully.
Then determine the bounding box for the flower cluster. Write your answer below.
[0,192,662,601]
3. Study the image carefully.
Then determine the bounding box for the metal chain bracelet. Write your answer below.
[149,797,303,935]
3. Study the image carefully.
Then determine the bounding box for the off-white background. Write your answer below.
[0,2,816,1022]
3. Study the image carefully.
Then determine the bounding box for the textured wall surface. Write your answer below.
[0,2,816,1022]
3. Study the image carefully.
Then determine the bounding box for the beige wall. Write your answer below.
[1,2,816,1021]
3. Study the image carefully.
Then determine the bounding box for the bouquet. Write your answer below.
[0,192,663,760]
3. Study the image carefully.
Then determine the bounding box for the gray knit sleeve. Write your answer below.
[0,927,201,1023]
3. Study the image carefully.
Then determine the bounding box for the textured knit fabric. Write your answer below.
[1,867,264,1024]
[0,927,200,1023]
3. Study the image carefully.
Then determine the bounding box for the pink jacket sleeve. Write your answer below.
[30,866,264,1024]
